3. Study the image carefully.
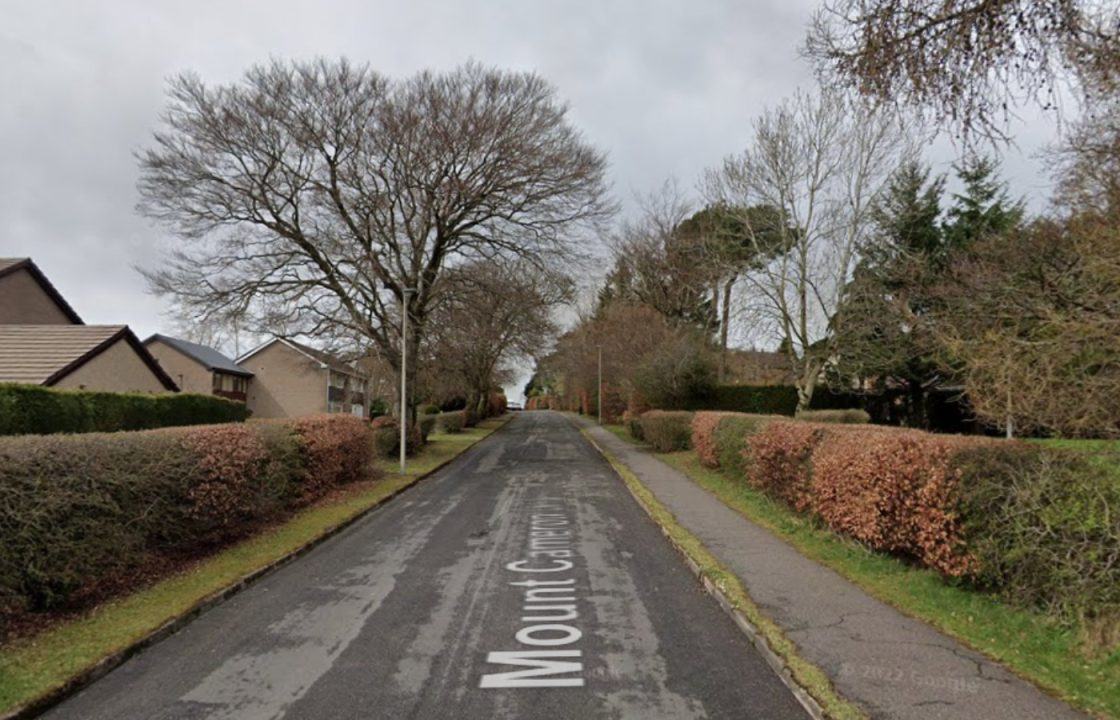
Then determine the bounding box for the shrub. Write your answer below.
[0,383,250,436]
[418,414,438,442]
[795,408,870,424]
[955,445,1120,621]
[600,385,627,423]
[0,416,373,614]
[371,415,421,458]
[439,411,465,434]
[291,415,374,501]
[632,336,717,410]
[487,393,508,417]
[748,421,827,512]
[420,404,442,416]
[811,429,986,576]
[178,424,273,539]
[623,410,644,441]
[700,384,799,415]
[639,411,694,452]
[691,412,736,468]
[710,413,778,479]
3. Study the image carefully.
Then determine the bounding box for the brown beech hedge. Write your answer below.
[0,415,374,615]
[674,410,1119,621]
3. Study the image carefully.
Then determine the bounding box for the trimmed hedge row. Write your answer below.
[794,408,870,424]
[0,383,250,436]
[637,411,694,452]
[683,410,1120,621]
[0,415,374,615]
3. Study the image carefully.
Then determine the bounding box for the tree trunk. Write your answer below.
[796,360,821,413]
[718,278,734,383]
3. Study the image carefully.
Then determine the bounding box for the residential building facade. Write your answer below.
[144,334,253,402]
[236,338,367,418]
[0,258,177,393]
[0,324,178,392]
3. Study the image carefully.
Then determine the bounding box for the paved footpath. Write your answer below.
[577,415,1088,720]
[45,411,808,720]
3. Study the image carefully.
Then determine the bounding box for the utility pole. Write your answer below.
[400,288,416,473]
[597,345,603,425]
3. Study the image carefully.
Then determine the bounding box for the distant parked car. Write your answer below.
[507,402,523,411]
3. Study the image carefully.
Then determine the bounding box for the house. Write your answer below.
[0,258,84,325]
[0,257,178,393]
[144,334,253,402]
[0,324,178,392]
[236,337,368,418]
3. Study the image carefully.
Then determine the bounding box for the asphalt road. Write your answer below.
[45,411,809,720]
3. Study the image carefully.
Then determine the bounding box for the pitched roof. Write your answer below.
[144,334,253,377]
[0,257,84,324]
[238,337,365,378]
[0,325,179,390]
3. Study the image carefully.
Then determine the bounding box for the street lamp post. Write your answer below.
[597,345,603,425]
[400,287,417,474]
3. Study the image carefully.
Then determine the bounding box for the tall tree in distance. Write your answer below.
[831,161,947,426]
[677,203,792,381]
[599,182,715,329]
[943,156,1024,249]
[137,59,611,424]
[703,90,910,411]
[424,260,570,418]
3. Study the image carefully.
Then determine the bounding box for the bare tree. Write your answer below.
[805,0,1120,141]
[137,59,611,421]
[704,90,909,410]
[424,260,570,416]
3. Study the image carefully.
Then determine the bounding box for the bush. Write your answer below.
[0,383,251,436]
[632,337,716,410]
[748,421,827,512]
[623,410,644,441]
[291,415,374,501]
[487,393,508,417]
[955,445,1120,621]
[812,429,986,576]
[439,410,465,434]
[418,414,438,442]
[795,408,870,424]
[699,384,798,414]
[691,412,737,468]
[710,413,778,478]
[639,411,694,452]
[371,415,421,458]
[420,404,442,416]
[0,415,373,614]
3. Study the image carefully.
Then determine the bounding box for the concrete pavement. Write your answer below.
[44,411,809,720]
[577,415,1088,720]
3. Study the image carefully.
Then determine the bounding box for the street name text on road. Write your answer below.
[480,500,586,688]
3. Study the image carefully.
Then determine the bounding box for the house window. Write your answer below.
[212,373,222,392]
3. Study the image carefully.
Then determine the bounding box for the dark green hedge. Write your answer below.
[0,384,250,436]
[682,384,864,416]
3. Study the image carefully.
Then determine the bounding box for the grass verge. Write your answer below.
[603,424,1119,719]
[581,425,865,720]
[0,417,509,718]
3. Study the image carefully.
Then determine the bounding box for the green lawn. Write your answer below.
[0,417,508,717]
[604,424,1120,719]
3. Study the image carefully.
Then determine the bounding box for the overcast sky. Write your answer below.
[1,1,1062,399]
